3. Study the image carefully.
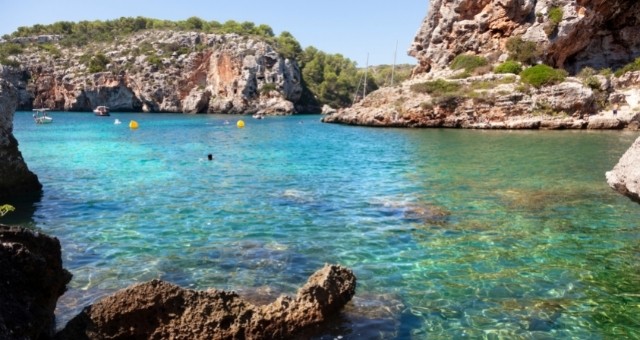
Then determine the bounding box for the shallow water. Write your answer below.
[9,112,640,338]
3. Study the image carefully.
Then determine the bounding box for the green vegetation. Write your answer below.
[276,31,302,60]
[260,83,277,94]
[88,53,110,73]
[545,7,564,36]
[494,60,522,75]
[300,46,377,108]
[615,57,640,77]
[0,42,24,67]
[8,17,278,47]
[146,54,163,69]
[367,64,412,87]
[577,67,602,90]
[0,204,15,217]
[548,7,564,25]
[506,37,540,65]
[520,64,567,88]
[450,54,488,74]
[37,43,62,58]
[410,79,461,96]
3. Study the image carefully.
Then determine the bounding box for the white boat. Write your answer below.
[32,108,53,124]
[252,113,264,119]
[93,106,110,116]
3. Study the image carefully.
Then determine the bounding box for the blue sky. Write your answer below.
[0,0,429,67]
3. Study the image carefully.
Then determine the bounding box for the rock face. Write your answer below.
[56,264,356,339]
[2,31,303,115]
[409,0,640,74]
[606,136,640,203]
[0,79,42,202]
[324,1,640,129]
[0,225,72,339]
[322,73,640,129]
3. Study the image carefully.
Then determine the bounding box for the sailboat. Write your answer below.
[353,53,369,104]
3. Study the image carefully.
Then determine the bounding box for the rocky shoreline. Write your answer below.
[0,224,356,339]
[322,72,640,130]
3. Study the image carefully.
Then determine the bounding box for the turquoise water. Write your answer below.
[9,112,640,339]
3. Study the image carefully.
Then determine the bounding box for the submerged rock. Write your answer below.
[0,225,72,339]
[606,136,640,204]
[0,79,42,202]
[56,264,356,339]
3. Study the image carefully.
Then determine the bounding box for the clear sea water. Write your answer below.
[8,112,640,339]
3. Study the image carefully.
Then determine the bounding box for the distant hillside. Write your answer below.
[0,17,396,112]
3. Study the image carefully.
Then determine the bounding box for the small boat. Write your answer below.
[252,113,264,120]
[32,108,53,124]
[114,119,122,125]
[93,106,110,116]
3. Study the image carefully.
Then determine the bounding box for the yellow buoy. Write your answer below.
[236,120,245,128]
[129,120,139,129]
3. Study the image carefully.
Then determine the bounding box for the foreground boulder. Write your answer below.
[606,136,640,203]
[56,264,356,339]
[0,225,72,339]
[0,78,42,202]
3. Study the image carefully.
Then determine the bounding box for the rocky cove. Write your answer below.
[2,1,640,339]
[324,0,640,130]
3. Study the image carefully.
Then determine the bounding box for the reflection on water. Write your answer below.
[9,112,640,338]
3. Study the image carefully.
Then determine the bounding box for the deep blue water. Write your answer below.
[8,111,640,338]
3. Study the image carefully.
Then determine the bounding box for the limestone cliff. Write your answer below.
[606,136,640,204]
[0,79,42,202]
[1,31,303,115]
[323,0,640,129]
[409,0,640,75]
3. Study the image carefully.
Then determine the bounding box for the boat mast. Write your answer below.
[391,40,398,86]
[363,53,369,99]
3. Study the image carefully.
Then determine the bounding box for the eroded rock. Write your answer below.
[56,264,356,339]
[606,136,640,203]
[409,0,640,74]
[0,78,42,202]
[0,225,72,339]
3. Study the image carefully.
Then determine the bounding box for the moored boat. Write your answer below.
[32,108,53,124]
[94,106,110,116]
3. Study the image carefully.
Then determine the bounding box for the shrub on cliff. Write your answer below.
[450,54,488,74]
[410,79,461,96]
[615,57,640,77]
[0,42,24,67]
[88,53,110,73]
[494,60,522,75]
[506,37,540,65]
[519,65,567,88]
